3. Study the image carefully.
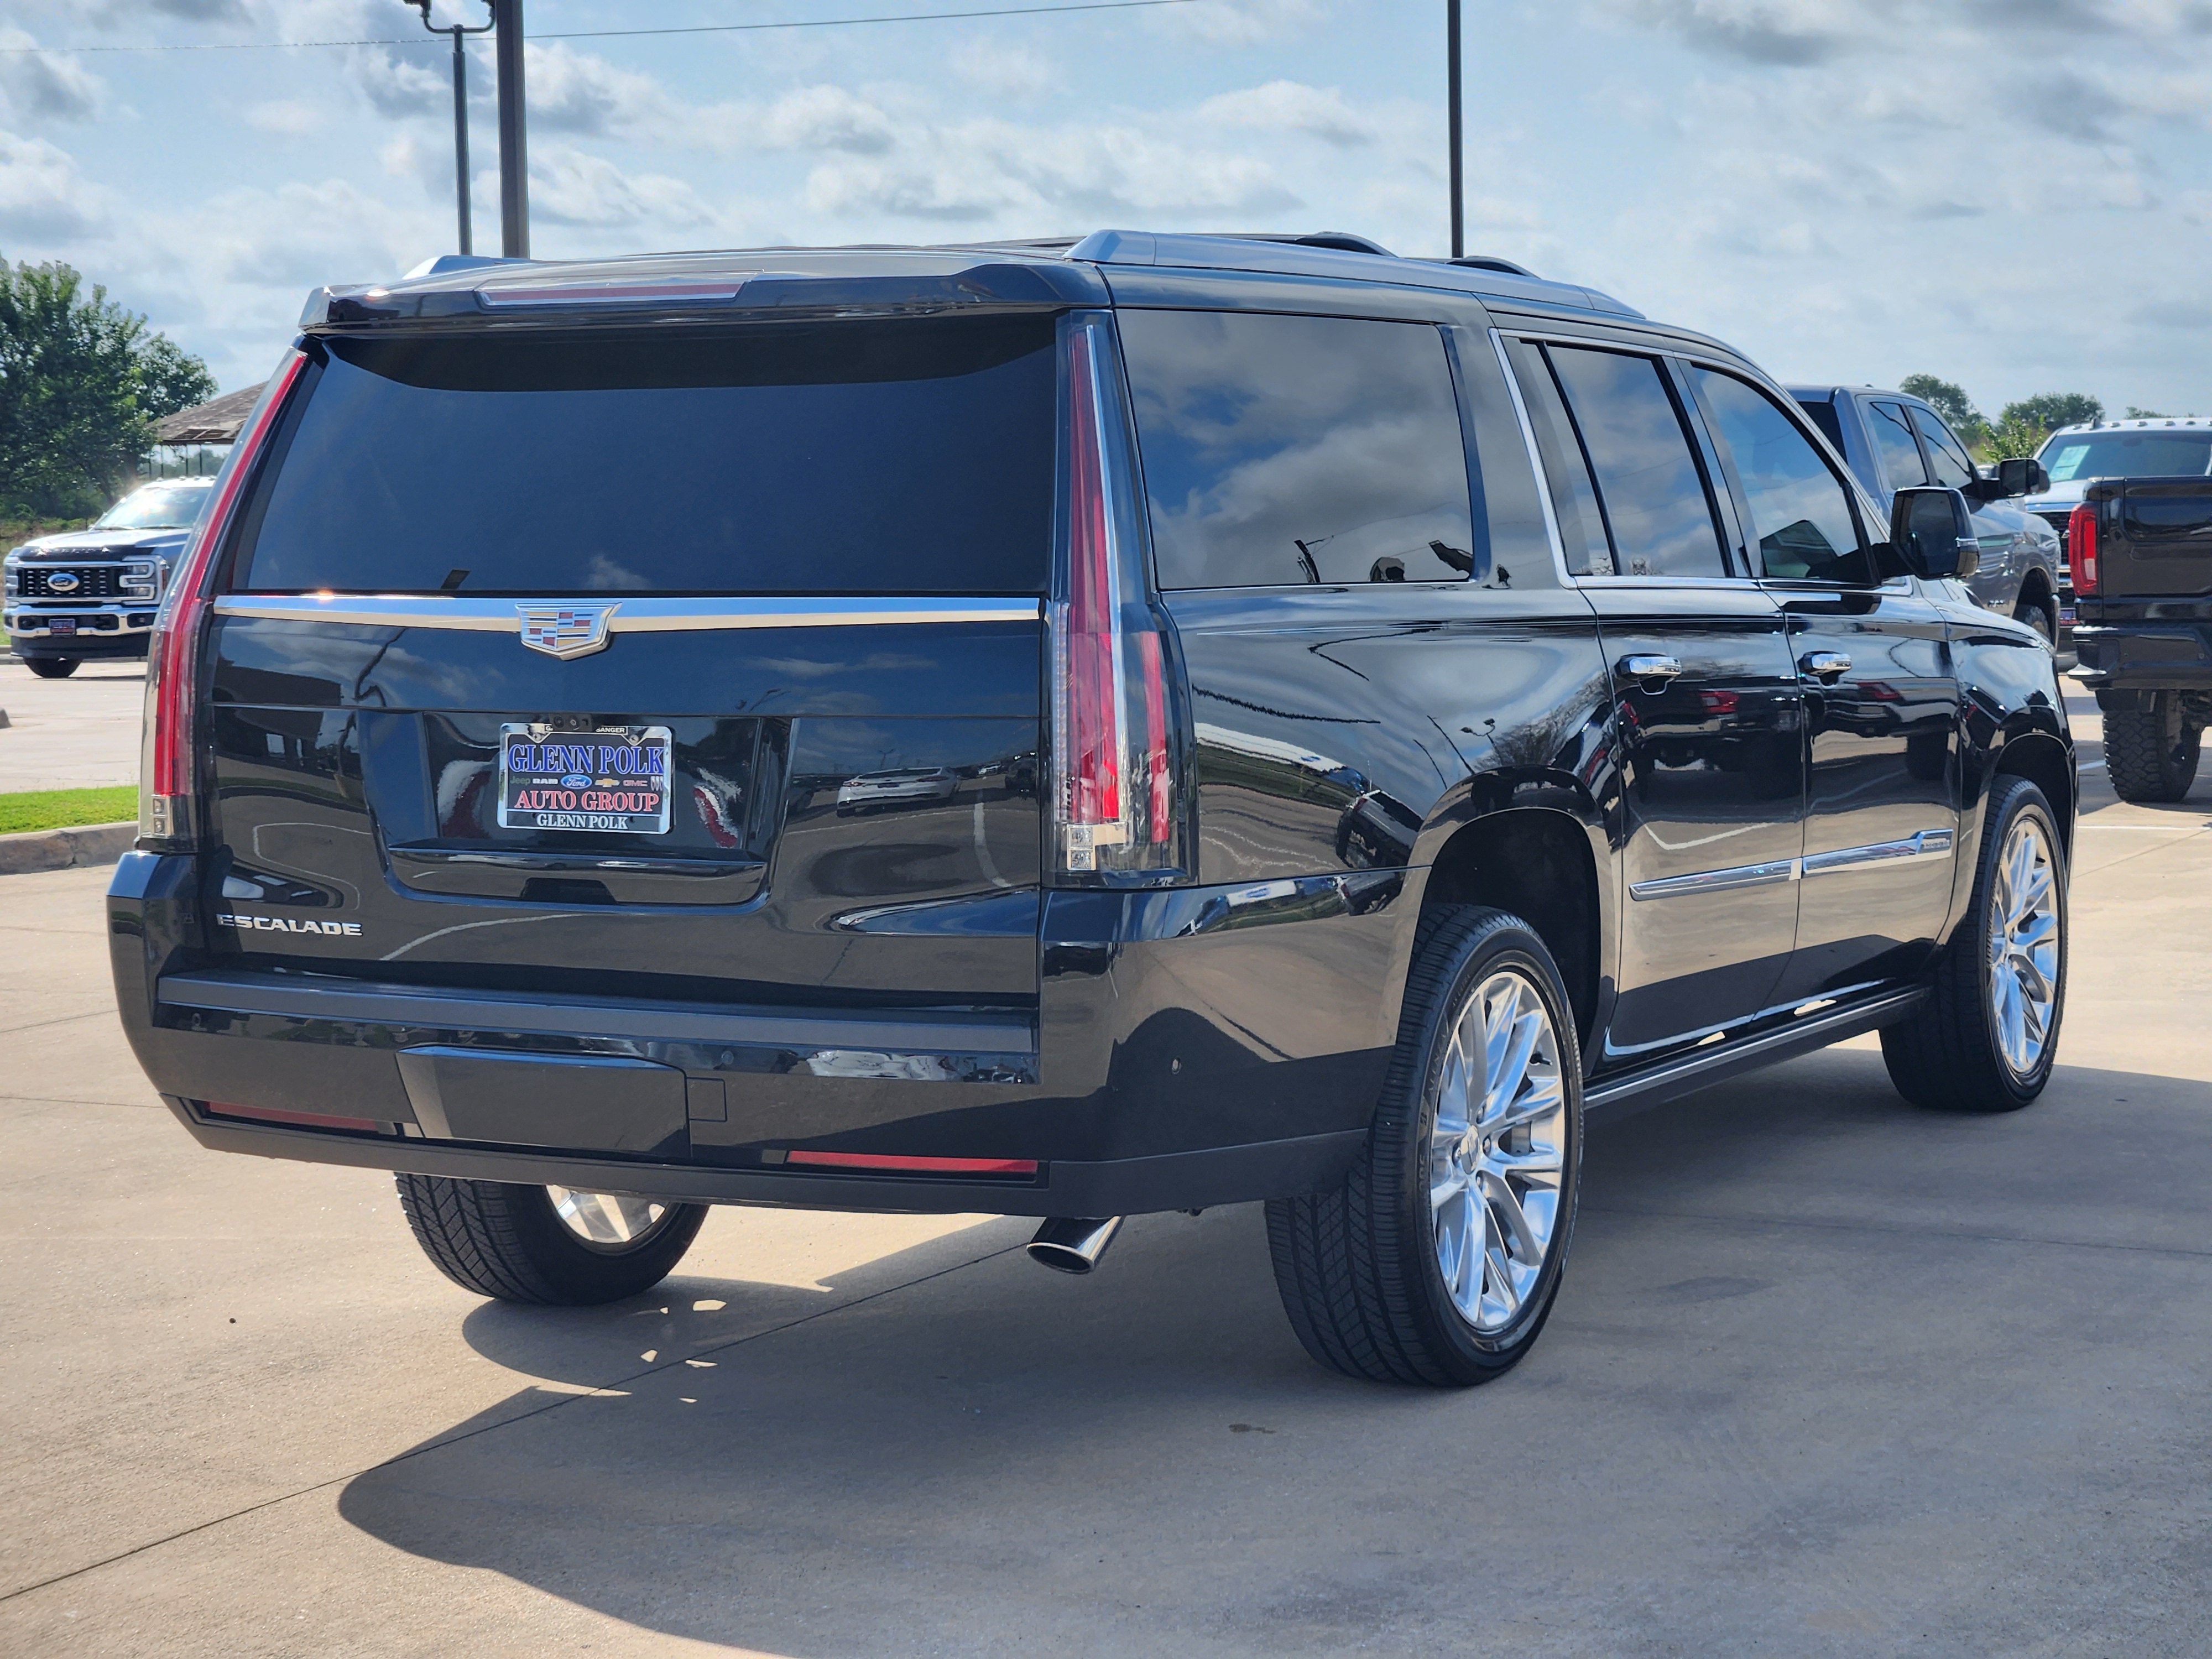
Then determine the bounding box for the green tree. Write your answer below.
[0,258,215,517]
[133,333,217,422]
[2001,392,2103,431]
[2125,405,2171,420]
[1900,373,1987,446]
[1983,414,2050,461]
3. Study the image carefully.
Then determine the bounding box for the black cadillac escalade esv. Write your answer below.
[108,232,2075,1386]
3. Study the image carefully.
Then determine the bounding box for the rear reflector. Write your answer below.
[783,1151,1039,1176]
[205,1102,383,1134]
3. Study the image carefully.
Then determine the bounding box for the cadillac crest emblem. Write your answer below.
[516,603,617,660]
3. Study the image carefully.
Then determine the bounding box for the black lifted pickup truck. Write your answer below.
[2064,473,2212,801]
[108,233,2075,1386]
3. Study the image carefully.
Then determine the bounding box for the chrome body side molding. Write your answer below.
[1801,828,1954,877]
[211,594,1044,632]
[1629,859,1798,901]
[1630,830,1954,901]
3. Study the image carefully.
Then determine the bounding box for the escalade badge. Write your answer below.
[517,603,617,659]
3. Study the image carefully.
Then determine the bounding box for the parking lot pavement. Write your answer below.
[0,658,143,793]
[3,700,2208,1657]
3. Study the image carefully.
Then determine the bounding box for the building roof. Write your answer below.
[153,383,264,445]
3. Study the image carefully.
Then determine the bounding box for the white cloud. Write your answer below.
[763,86,898,156]
[1160,0,1327,46]
[0,28,104,121]
[525,41,671,138]
[529,147,721,230]
[1198,81,1374,147]
[0,128,105,240]
[948,39,1056,103]
[246,100,326,136]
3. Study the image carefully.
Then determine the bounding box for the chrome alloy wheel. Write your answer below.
[1987,814,2060,1078]
[1428,969,1569,1334]
[547,1187,672,1251]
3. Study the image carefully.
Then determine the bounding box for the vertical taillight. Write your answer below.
[2067,503,2099,597]
[1051,315,1183,879]
[139,349,306,850]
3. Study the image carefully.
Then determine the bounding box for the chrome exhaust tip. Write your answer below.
[1025,1215,1123,1275]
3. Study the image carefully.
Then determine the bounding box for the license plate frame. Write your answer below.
[47,618,76,637]
[497,722,674,835]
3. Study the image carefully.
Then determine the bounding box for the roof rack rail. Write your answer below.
[1444,254,1536,277]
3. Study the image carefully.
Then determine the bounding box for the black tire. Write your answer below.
[2104,693,2200,803]
[24,656,78,679]
[395,1174,708,1305]
[1881,777,2067,1113]
[2015,598,2054,648]
[1266,906,1583,1387]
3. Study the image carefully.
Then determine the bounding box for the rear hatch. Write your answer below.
[201,304,1060,1033]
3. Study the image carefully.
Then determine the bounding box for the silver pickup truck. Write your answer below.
[1791,385,2064,644]
[3,477,212,679]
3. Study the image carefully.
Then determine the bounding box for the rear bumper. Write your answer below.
[2070,622,2212,691]
[109,853,1411,1216]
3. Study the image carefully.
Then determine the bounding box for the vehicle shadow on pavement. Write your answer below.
[335,1044,2212,1652]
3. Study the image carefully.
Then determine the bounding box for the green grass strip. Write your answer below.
[0,786,137,836]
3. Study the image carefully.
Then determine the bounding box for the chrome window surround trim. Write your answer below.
[211,595,1044,632]
[1493,326,1901,593]
[1630,828,1955,900]
[1487,326,1575,589]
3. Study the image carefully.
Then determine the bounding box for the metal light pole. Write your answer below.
[406,3,492,255]
[493,0,529,258]
[1447,0,1464,259]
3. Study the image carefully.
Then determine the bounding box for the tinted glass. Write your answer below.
[1908,406,1975,488]
[2042,430,2212,482]
[1118,310,1475,588]
[1546,346,1725,578]
[1796,396,1846,455]
[1507,339,1611,575]
[1693,368,1870,583]
[1868,401,1929,489]
[96,484,211,530]
[234,316,1058,594]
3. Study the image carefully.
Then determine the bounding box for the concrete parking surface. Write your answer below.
[0,658,144,793]
[2,691,2208,1656]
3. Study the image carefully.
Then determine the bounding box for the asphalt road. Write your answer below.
[2,691,2208,1657]
[0,658,145,793]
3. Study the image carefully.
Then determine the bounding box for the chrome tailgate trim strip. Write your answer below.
[211,595,1044,631]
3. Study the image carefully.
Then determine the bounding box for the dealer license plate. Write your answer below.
[48,618,75,636]
[497,723,672,834]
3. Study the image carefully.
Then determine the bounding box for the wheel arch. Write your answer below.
[1990,729,2077,859]
[1411,804,1608,1048]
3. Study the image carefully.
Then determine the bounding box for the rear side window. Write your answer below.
[1908,406,1976,489]
[1507,340,1612,576]
[1692,368,1871,584]
[1117,310,1476,589]
[1545,345,1728,579]
[233,315,1058,594]
[1869,401,1929,489]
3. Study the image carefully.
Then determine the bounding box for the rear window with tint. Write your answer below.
[232,316,1057,594]
[1118,310,1477,589]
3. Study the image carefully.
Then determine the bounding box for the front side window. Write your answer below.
[1545,345,1728,579]
[1868,401,1929,491]
[1908,406,1976,489]
[1118,310,1477,589]
[1692,368,1871,584]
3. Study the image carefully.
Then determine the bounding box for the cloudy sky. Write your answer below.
[0,0,2206,415]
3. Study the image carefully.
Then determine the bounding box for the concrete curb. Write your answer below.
[0,820,135,875]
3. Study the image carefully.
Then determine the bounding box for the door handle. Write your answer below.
[1619,654,1682,685]
[1801,651,1851,683]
